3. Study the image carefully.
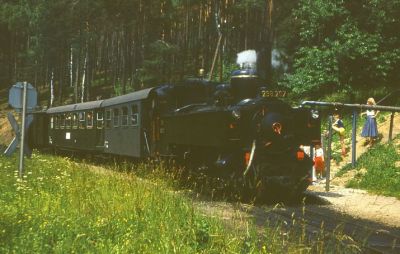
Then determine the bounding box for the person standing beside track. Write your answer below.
[361,97,379,147]
[332,112,347,156]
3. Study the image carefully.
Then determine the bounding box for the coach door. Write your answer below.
[96,110,104,147]
[149,98,161,156]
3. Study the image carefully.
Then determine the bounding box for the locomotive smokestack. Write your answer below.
[231,50,262,101]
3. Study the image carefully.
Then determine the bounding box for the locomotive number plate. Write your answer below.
[262,90,287,98]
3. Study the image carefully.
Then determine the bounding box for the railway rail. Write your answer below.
[256,193,400,253]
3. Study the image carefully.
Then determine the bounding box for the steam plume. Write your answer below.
[236,50,257,68]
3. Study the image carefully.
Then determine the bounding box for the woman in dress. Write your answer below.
[361,97,379,146]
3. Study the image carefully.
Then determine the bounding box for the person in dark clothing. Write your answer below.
[332,112,346,156]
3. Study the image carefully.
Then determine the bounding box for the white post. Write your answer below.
[50,71,54,106]
[19,82,27,178]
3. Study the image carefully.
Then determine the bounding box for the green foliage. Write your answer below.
[282,46,339,94]
[137,40,179,87]
[282,0,400,97]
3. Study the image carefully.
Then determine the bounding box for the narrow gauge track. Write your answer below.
[263,194,400,254]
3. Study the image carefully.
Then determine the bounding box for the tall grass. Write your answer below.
[0,152,363,253]
[345,140,400,198]
[0,153,245,253]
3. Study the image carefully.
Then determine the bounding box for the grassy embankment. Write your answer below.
[0,152,363,253]
[0,153,245,253]
[337,135,400,199]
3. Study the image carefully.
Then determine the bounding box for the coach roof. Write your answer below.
[47,104,77,114]
[46,87,155,114]
[47,100,104,114]
[75,100,104,111]
[101,87,155,107]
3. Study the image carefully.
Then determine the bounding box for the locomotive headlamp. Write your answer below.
[311,109,319,119]
[272,122,282,135]
[231,109,241,120]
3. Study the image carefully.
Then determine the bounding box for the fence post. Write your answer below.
[310,143,314,182]
[389,112,395,142]
[352,110,357,167]
[326,115,333,192]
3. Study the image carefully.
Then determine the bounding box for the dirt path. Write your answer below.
[308,112,400,228]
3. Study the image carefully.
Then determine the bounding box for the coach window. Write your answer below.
[87,111,94,129]
[113,108,120,127]
[79,112,86,129]
[65,114,71,129]
[72,113,78,129]
[50,116,54,129]
[105,109,111,128]
[121,106,128,126]
[131,104,138,126]
[54,115,59,129]
[57,115,61,129]
[60,114,66,129]
[97,112,104,129]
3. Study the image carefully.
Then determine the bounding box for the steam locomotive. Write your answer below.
[29,52,321,200]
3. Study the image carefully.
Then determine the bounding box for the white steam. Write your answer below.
[236,50,257,68]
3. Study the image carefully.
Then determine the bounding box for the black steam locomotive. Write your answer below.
[29,59,320,200]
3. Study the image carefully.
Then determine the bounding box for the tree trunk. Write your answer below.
[81,49,87,103]
[70,46,73,87]
[50,70,55,107]
[74,48,80,104]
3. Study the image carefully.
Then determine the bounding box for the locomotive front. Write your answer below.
[223,52,320,199]
[159,50,321,200]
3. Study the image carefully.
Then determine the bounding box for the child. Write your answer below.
[301,145,317,183]
[314,143,325,179]
[361,97,379,147]
[332,112,346,156]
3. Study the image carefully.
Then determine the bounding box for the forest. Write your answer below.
[0,0,399,106]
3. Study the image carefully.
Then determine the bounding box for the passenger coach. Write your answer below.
[46,87,158,158]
